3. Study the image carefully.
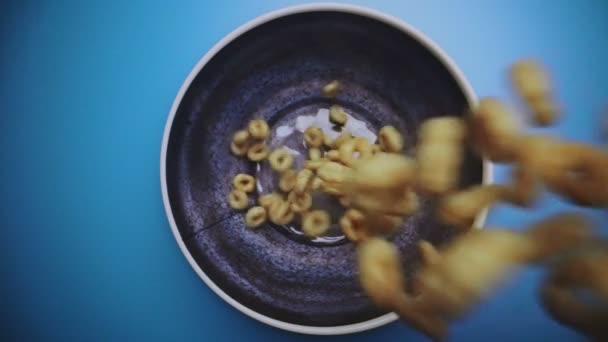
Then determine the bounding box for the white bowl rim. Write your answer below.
[160,2,493,336]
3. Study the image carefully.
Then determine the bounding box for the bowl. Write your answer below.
[161,3,491,335]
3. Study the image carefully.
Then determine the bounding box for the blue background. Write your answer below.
[1,0,607,341]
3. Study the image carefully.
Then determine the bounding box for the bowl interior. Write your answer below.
[164,10,483,328]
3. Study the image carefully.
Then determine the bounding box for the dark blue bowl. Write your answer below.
[161,4,488,334]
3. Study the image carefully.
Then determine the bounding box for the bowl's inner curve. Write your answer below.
[165,11,483,327]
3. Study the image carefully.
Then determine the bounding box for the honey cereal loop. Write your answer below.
[228,189,248,210]
[302,210,331,237]
[304,126,324,148]
[232,173,256,193]
[245,206,267,228]
[268,148,294,172]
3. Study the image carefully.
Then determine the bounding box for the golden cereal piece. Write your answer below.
[525,213,593,263]
[471,98,521,162]
[419,117,467,142]
[511,60,559,126]
[287,191,312,213]
[319,181,343,196]
[339,137,372,166]
[438,184,508,229]
[340,208,368,243]
[308,147,322,161]
[278,170,297,192]
[322,80,341,97]
[332,131,353,149]
[511,60,550,99]
[378,125,403,153]
[230,141,250,156]
[247,142,269,161]
[258,193,282,209]
[245,206,266,228]
[303,159,325,171]
[351,153,416,189]
[371,144,381,155]
[311,176,323,191]
[357,238,405,309]
[350,189,417,216]
[232,173,256,193]
[317,161,350,183]
[540,253,608,341]
[323,134,333,148]
[418,240,442,267]
[248,119,270,139]
[304,126,324,148]
[295,169,314,194]
[416,142,462,195]
[228,189,248,210]
[326,149,340,161]
[302,210,331,237]
[268,199,294,225]
[329,105,348,125]
[232,130,250,145]
[268,148,294,172]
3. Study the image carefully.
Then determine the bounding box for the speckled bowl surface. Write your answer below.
[161,4,488,335]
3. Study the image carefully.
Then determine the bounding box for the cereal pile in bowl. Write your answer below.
[226,61,608,340]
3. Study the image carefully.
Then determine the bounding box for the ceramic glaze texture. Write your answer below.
[164,11,483,327]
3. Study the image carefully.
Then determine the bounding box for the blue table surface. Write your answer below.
[1,1,607,341]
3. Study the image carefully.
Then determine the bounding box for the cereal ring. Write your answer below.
[416,142,462,194]
[322,80,341,97]
[438,185,507,229]
[248,119,270,140]
[329,105,348,126]
[230,141,250,156]
[378,125,403,153]
[245,206,267,228]
[357,238,405,309]
[232,173,256,193]
[308,147,322,161]
[511,60,550,100]
[228,189,248,210]
[319,181,343,196]
[258,192,282,209]
[311,176,323,191]
[304,159,325,171]
[268,148,294,172]
[471,98,520,162]
[351,153,416,189]
[318,161,350,183]
[511,60,559,126]
[419,117,466,142]
[366,213,403,236]
[540,254,608,341]
[279,170,297,192]
[302,210,331,237]
[326,149,340,161]
[339,137,373,166]
[340,209,368,242]
[304,126,324,148]
[268,199,294,225]
[287,191,312,213]
[295,169,314,194]
[246,142,269,161]
[332,131,352,149]
[323,134,333,148]
[505,166,540,207]
[232,130,250,145]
